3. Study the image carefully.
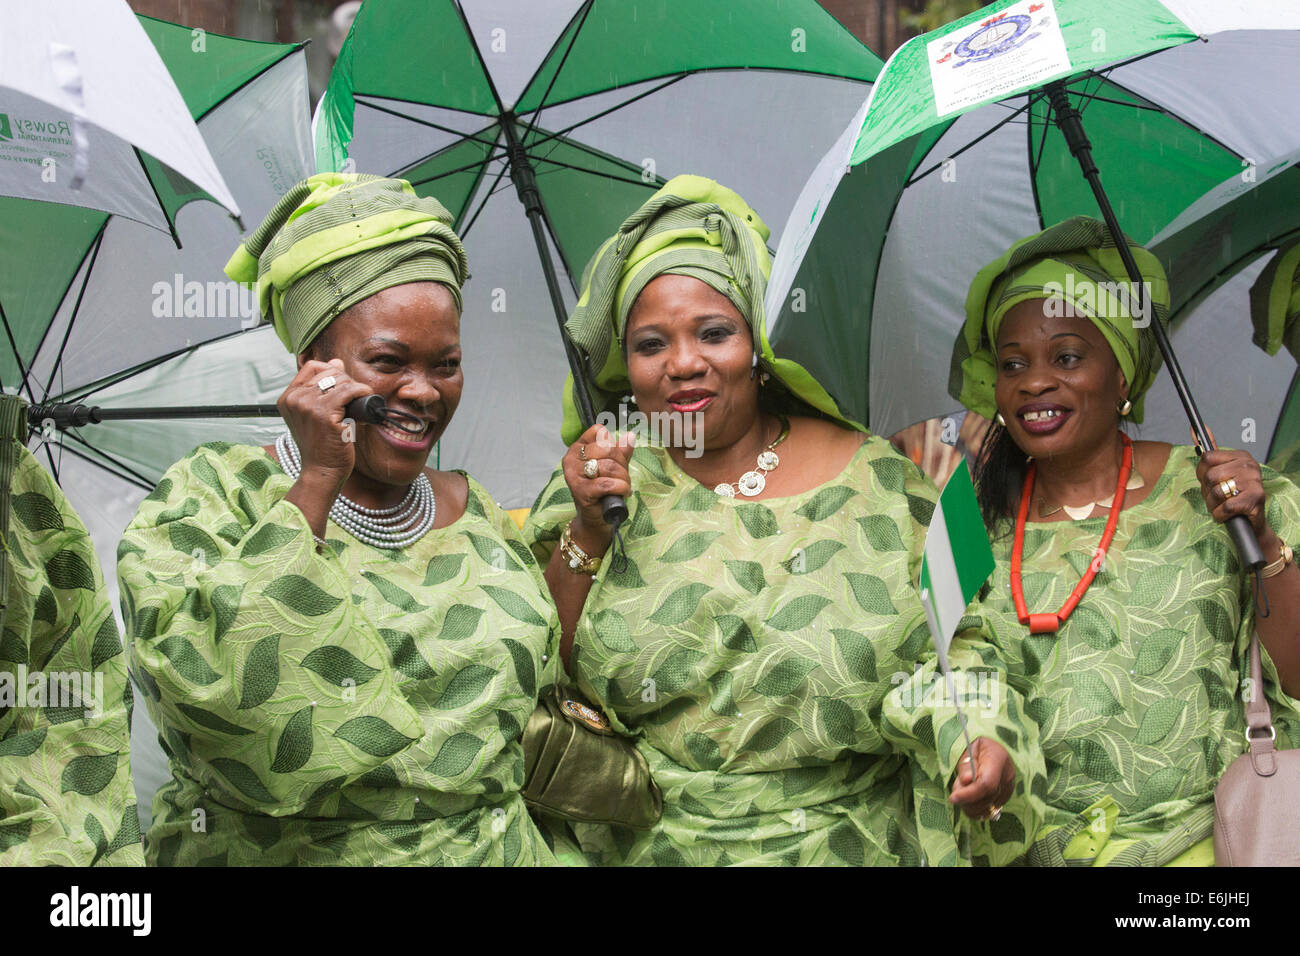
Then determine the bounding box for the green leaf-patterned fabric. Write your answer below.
[524,437,1043,866]
[118,443,561,866]
[0,448,143,866]
[980,447,1300,866]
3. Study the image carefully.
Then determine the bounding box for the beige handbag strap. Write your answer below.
[1245,630,1278,776]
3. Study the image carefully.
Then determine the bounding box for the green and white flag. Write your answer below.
[918,458,995,784]
[919,459,994,666]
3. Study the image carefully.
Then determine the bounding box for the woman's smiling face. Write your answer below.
[305,281,462,486]
[623,274,758,450]
[993,297,1128,460]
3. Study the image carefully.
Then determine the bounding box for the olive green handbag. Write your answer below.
[521,687,662,829]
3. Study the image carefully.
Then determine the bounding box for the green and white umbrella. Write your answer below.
[315,0,881,507]
[0,0,240,237]
[0,20,313,825]
[766,0,1300,450]
[1142,149,1300,464]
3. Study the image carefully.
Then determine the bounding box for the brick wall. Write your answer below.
[818,0,921,56]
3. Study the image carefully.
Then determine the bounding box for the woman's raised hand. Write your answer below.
[278,358,372,490]
[950,737,1017,821]
[1196,448,1272,542]
[562,424,635,554]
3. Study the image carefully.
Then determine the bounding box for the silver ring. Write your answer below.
[317,375,337,393]
[583,459,599,480]
[579,444,588,461]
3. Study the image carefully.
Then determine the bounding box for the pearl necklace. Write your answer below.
[274,432,436,549]
[714,416,790,498]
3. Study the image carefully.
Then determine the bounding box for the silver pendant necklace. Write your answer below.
[714,415,790,498]
[274,431,436,549]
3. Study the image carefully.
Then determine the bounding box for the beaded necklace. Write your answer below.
[1010,433,1133,634]
[275,432,436,549]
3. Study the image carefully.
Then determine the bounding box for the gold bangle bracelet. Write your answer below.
[1260,540,1294,579]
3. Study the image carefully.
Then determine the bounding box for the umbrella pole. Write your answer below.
[501,113,628,528]
[26,396,389,430]
[1045,82,1265,571]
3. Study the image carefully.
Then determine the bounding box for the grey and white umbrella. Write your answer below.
[0,0,239,235]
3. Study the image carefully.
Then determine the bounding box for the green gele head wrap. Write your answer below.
[560,173,860,444]
[1249,237,1300,361]
[950,216,1170,424]
[225,172,469,354]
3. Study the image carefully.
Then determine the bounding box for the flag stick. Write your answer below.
[920,588,979,787]
[921,586,981,865]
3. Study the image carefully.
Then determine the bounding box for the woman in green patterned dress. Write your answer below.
[117,174,560,866]
[953,217,1300,866]
[523,175,1044,866]
[0,395,143,866]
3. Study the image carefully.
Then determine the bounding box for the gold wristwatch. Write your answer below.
[559,523,602,575]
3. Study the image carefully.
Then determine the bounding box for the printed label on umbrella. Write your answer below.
[928,0,1072,117]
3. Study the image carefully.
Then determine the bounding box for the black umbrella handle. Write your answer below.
[1045,81,1265,571]
[27,396,401,430]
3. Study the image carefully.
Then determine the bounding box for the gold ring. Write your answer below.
[1220,478,1239,498]
[1226,477,1240,497]
[985,805,1003,822]
[583,459,600,479]
[579,444,587,461]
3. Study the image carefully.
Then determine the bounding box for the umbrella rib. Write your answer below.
[0,299,39,404]
[132,146,183,249]
[527,127,665,188]
[356,99,503,151]
[522,75,688,153]
[906,98,1035,186]
[1032,89,1053,181]
[403,151,511,190]
[1084,72,1245,162]
[518,65,873,116]
[56,325,277,406]
[530,154,659,189]
[458,161,512,239]
[450,1,509,117]
[52,430,156,493]
[1027,90,1052,228]
[534,194,580,297]
[192,45,307,124]
[447,142,497,235]
[40,230,110,401]
[523,0,595,147]
[25,222,110,396]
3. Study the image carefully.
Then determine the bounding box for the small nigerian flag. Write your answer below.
[919,459,994,662]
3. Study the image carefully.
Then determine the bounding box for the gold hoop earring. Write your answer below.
[996,412,1007,427]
